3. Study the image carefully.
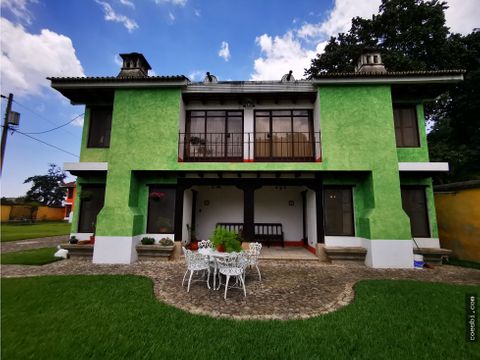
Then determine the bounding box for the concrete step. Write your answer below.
[414,247,452,264]
[324,247,367,262]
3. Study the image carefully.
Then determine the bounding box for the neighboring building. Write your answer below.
[62,181,76,222]
[434,181,480,262]
[49,51,463,267]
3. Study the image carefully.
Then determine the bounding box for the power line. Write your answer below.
[11,99,79,137]
[21,112,85,134]
[5,126,79,158]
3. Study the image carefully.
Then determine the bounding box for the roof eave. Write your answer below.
[312,74,464,85]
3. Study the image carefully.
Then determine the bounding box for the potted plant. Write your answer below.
[89,222,96,244]
[141,237,155,245]
[159,237,174,246]
[69,236,78,244]
[211,226,242,253]
[186,224,198,250]
[136,237,175,259]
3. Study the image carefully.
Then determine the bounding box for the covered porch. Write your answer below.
[175,174,324,255]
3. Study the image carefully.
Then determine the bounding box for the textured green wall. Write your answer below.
[95,89,182,236]
[84,85,425,240]
[319,85,411,240]
[396,104,430,162]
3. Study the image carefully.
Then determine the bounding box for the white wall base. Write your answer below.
[325,236,364,247]
[70,233,93,241]
[93,236,141,264]
[364,239,414,269]
[412,238,440,248]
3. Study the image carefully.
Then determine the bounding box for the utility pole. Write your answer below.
[1,93,13,174]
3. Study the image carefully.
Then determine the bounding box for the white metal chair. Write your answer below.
[246,242,262,281]
[216,252,248,300]
[198,239,212,249]
[182,247,211,292]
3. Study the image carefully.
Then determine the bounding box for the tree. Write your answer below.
[305,0,480,183]
[23,164,67,206]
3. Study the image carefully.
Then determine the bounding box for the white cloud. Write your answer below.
[72,113,84,127]
[119,0,135,8]
[444,0,480,34]
[95,0,139,32]
[188,70,205,81]
[0,0,36,25]
[194,9,201,17]
[218,41,231,62]
[168,11,175,21]
[114,54,123,66]
[154,0,187,6]
[251,32,317,80]
[0,18,85,97]
[251,0,479,80]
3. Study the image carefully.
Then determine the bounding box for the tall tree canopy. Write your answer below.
[24,164,66,206]
[305,0,480,183]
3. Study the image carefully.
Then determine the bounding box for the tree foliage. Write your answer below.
[305,0,480,183]
[23,164,67,206]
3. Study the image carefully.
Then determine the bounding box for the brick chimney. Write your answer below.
[117,52,152,78]
[354,49,386,74]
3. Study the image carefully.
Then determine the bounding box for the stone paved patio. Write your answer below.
[2,259,479,320]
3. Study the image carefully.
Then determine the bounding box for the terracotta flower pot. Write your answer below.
[216,244,225,252]
[90,235,95,244]
[189,241,199,251]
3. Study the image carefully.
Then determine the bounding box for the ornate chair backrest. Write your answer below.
[198,240,212,249]
[184,248,209,268]
[216,252,240,270]
[249,242,262,255]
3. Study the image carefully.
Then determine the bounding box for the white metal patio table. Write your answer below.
[198,247,243,290]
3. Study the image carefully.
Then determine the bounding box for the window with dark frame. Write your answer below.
[393,106,420,147]
[78,185,106,233]
[147,187,176,234]
[324,187,355,236]
[401,187,430,238]
[87,107,112,148]
[254,109,314,160]
[185,110,243,160]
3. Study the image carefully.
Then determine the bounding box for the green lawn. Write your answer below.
[1,276,478,359]
[1,221,70,242]
[1,247,63,265]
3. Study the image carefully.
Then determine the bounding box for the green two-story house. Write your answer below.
[49,51,463,267]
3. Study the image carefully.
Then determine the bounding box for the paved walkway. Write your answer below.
[2,259,479,320]
[1,235,68,253]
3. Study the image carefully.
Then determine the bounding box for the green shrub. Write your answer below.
[210,226,242,253]
[140,237,155,245]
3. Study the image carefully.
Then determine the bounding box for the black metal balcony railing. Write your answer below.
[179,132,321,162]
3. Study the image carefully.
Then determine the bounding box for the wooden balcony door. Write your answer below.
[186,110,243,161]
[254,110,314,161]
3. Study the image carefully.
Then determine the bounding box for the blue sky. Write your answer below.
[1,0,478,197]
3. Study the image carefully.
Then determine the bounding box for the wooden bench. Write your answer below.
[216,222,284,247]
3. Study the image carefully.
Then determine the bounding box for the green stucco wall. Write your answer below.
[81,85,430,241]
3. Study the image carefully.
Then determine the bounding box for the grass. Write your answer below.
[445,258,480,270]
[1,247,62,265]
[1,221,70,242]
[1,276,478,359]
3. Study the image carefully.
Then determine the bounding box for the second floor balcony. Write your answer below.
[178,131,321,162]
